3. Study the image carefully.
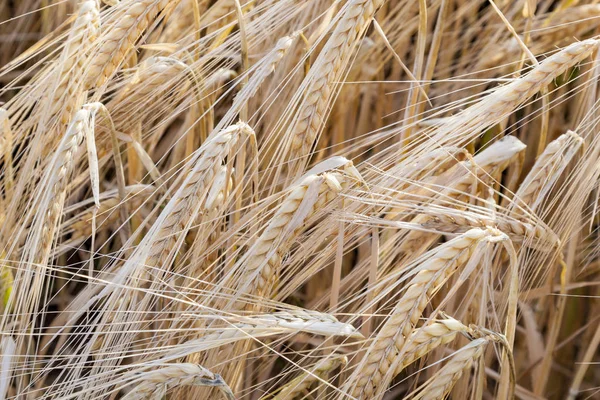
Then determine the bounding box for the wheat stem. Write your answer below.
[123,364,234,400]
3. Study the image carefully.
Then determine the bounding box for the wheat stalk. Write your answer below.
[263,354,348,400]
[201,171,350,391]
[156,0,195,44]
[486,39,598,115]
[70,196,137,239]
[394,136,526,261]
[143,122,254,281]
[429,39,599,150]
[421,213,559,250]
[233,172,345,302]
[347,228,505,399]
[241,33,300,101]
[184,164,234,285]
[34,109,90,264]
[85,123,255,363]
[85,0,180,89]
[397,315,471,375]
[285,0,387,178]
[116,56,187,99]
[159,310,362,362]
[408,338,488,400]
[112,56,188,127]
[122,364,234,400]
[9,106,93,391]
[53,0,100,124]
[510,130,584,216]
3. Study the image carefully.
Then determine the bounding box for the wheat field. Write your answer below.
[0,0,599,399]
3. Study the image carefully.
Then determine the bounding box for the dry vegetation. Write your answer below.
[1,0,600,399]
